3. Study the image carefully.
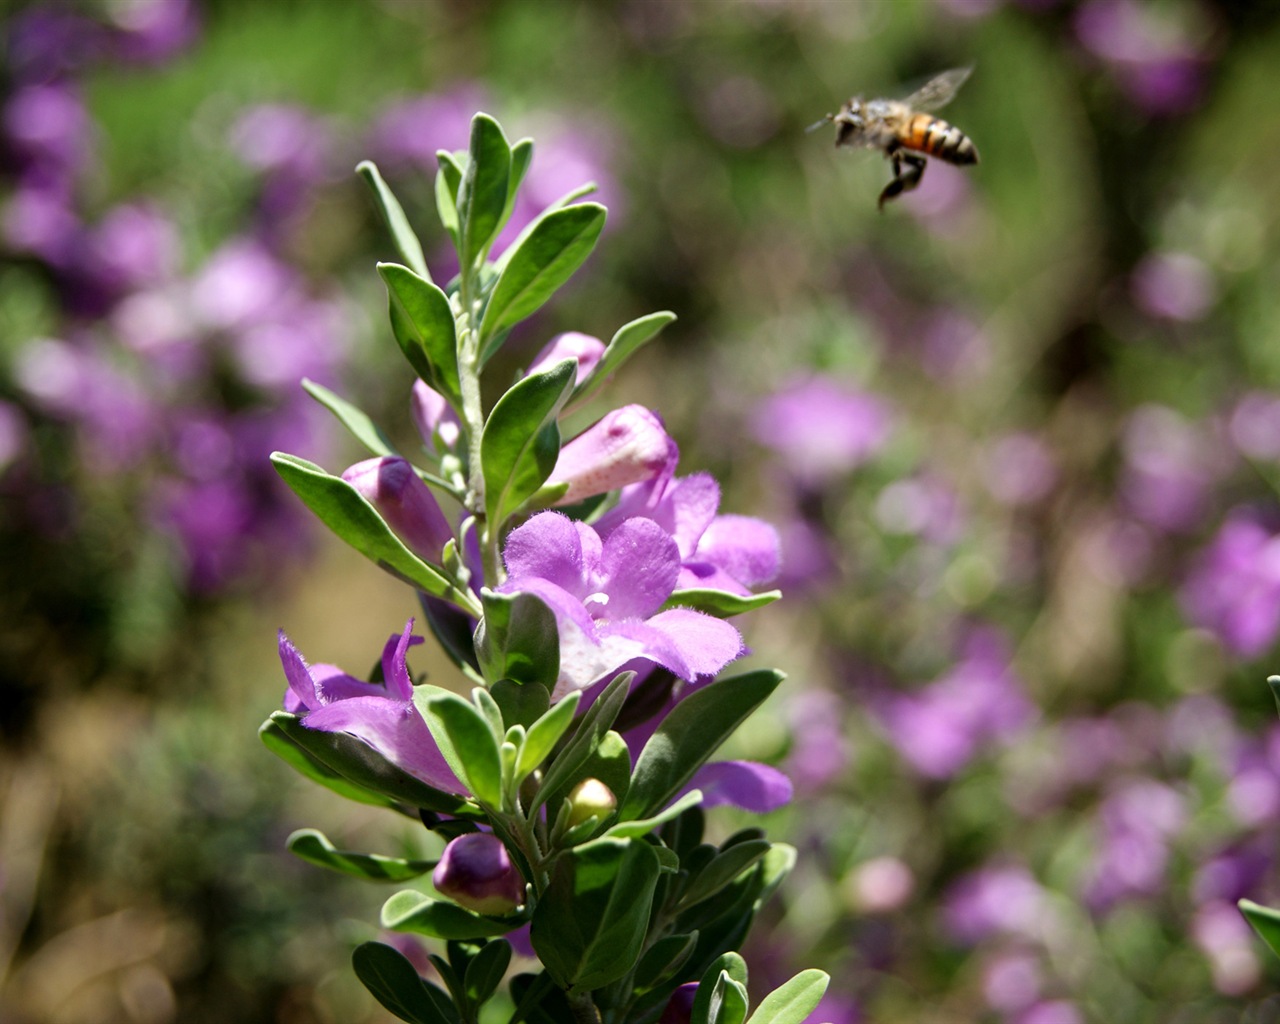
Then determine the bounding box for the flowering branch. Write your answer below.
[263,113,826,1024]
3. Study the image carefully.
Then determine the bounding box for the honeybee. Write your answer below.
[815,67,979,210]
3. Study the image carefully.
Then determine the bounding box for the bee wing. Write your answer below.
[903,67,973,112]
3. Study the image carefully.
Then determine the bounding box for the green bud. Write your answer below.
[565,778,617,829]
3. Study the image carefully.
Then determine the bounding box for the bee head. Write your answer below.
[832,99,866,147]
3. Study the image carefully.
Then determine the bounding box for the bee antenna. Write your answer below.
[805,114,832,134]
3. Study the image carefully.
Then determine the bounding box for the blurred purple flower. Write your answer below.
[280,621,462,792]
[1193,844,1271,906]
[1083,778,1185,911]
[2,182,80,264]
[367,85,491,171]
[1180,512,1280,658]
[6,9,107,83]
[1192,901,1261,995]
[752,375,892,487]
[499,511,744,699]
[3,83,93,178]
[876,626,1033,779]
[1131,251,1216,322]
[190,237,297,332]
[981,432,1057,508]
[1119,405,1226,534]
[1229,392,1280,462]
[784,689,851,793]
[1017,1001,1084,1024]
[845,856,914,914]
[87,203,182,296]
[919,309,991,383]
[232,104,335,229]
[154,477,256,591]
[806,992,861,1024]
[106,0,200,65]
[982,950,1042,1014]
[1074,0,1210,115]
[944,863,1047,944]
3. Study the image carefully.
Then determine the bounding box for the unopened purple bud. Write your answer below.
[528,332,606,385]
[547,405,676,505]
[411,380,461,451]
[342,456,454,562]
[433,833,525,915]
[565,778,617,829]
[658,982,699,1024]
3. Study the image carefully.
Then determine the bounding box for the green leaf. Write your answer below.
[491,679,552,733]
[435,153,463,249]
[259,717,398,809]
[502,138,534,224]
[692,954,749,1024]
[287,829,435,882]
[603,789,701,840]
[458,114,511,268]
[530,837,661,991]
[680,840,772,909]
[478,203,606,360]
[352,942,459,1024]
[380,263,461,405]
[1240,899,1280,961]
[517,691,580,780]
[266,711,477,816]
[480,357,577,527]
[475,590,560,689]
[464,939,512,1007]
[356,161,430,282]
[621,669,784,820]
[417,691,504,809]
[744,970,830,1024]
[271,454,466,605]
[302,378,398,458]
[383,890,522,940]
[574,311,677,404]
[534,672,632,813]
[661,589,782,619]
[633,931,699,993]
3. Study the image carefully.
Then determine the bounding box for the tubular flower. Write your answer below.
[527,330,606,385]
[411,379,461,451]
[342,456,454,563]
[279,620,461,793]
[546,405,676,506]
[432,833,525,916]
[499,511,743,700]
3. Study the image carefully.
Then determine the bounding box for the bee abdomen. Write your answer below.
[903,113,979,165]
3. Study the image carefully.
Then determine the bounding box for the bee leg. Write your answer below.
[878,154,928,210]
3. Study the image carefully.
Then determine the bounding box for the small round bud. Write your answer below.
[658,982,698,1024]
[432,833,524,916]
[565,778,617,830]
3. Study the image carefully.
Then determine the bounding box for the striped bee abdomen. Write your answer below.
[902,113,979,165]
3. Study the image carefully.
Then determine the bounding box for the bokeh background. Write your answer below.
[5,1,1280,1021]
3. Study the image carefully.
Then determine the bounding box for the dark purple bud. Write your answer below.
[433,833,525,915]
[658,982,698,1024]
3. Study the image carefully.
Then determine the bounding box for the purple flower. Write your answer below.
[944,863,1048,944]
[547,406,676,506]
[3,83,93,178]
[1082,779,1185,912]
[106,0,200,65]
[683,760,792,813]
[367,85,491,172]
[982,951,1042,1013]
[1181,512,1280,658]
[86,203,181,296]
[784,689,852,793]
[1230,392,1280,461]
[280,621,462,793]
[499,511,744,699]
[752,375,892,487]
[658,982,699,1024]
[874,474,965,546]
[1119,405,1226,534]
[594,471,780,597]
[876,626,1033,779]
[433,834,525,916]
[1017,1001,1084,1024]
[342,456,455,563]
[527,332,606,385]
[1131,251,1216,322]
[980,433,1057,508]
[411,381,462,452]
[1192,901,1261,996]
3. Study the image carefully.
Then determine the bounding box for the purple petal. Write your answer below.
[688,760,793,812]
[527,331,606,385]
[311,663,393,704]
[676,562,750,596]
[548,405,676,505]
[694,514,780,588]
[663,474,722,559]
[502,512,588,594]
[279,630,318,709]
[499,576,599,639]
[303,696,462,793]
[598,518,681,619]
[644,607,743,677]
[380,621,424,701]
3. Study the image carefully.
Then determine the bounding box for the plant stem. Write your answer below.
[568,990,601,1024]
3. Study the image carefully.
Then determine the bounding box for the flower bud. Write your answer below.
[547,405,676,505]
[342,456,453,562]
[432,833,525,916]
[565,778,617,830]
[527,331,606,385]
[658,982,698,1024]
[411,380,461,451]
